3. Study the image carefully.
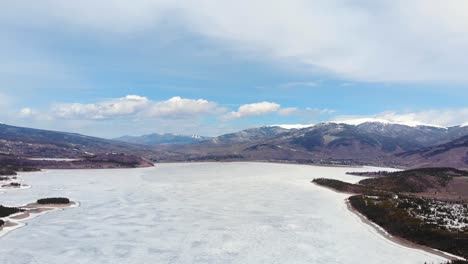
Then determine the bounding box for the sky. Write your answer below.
[1,1,468,138]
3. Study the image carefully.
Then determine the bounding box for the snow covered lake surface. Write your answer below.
[0,162,448,264]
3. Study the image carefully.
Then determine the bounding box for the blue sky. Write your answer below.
[1,1,468,137]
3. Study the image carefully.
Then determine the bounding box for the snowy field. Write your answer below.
[0,162,447,264]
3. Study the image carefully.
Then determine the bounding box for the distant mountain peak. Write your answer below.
[269,124,315,129]
[270,120,450,131]
[328,118,447,129]
[114,133,210,146]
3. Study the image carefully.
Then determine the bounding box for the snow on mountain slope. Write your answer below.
[329,118,447,128]
[271,119,448,130]
[270,124,315,129]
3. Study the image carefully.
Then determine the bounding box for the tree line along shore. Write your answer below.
[313,167,468,264]
[0,198,73,228]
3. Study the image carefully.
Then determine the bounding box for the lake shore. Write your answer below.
[0,201,78,238]
[313,180,464,261]
[345,198,464,261]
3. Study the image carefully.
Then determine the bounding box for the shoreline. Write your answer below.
[312,179,466,261]
[0,201,78,238]
[154,160,391,169]
[344,198,464,261]
[312,181,464,261]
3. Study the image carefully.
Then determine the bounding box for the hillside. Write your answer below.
[151,126,292,162]
[0,124,155,168]
[240,123,424,161]
[0,124,155,158]
[154,122,468,167]
[1,122,467,169]
[313,167,468,259]
[0,153,153,169]
[396,135,468,169]
[359,167,468,196]
[355,123,468,147]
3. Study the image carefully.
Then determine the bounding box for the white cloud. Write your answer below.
[221,102,280,120]
[18,96,332,123]
[221,102,333,121]
[331,109,468,127]
[182,0,468,82]
[0,1,175,34]
[147,96,222,118]
[18,108,35,118]
[17,107,53,121]
[4,1,468,82]
[52,95,149,120]
[21,95,222,121]
[50,95,223,120]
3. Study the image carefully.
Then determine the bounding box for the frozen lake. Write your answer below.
[0,162,447,264]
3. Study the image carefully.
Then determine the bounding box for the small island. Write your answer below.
[37,197,70,204]
[0,197,77,237]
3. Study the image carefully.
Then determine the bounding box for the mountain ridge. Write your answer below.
[0,122,467,169]
[0,123,154,158]
[154,122,468,168]
[114,133,211,145]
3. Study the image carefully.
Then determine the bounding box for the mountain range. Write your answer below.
[153,122,468,168]
[114,133,210,145]
[0,123,153,159]
[0,122,467,169]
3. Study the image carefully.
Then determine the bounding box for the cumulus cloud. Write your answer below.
[220,102,333,121]
[148,96,222,118]
[18,95,331,123]
[22,95,222,121]
[4,1,468,82]
[221,102,280,120]
[52,95,149,120]
[331,109,468,127]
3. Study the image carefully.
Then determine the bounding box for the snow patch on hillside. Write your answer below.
[270,124,315,129]
[329,118,447,128]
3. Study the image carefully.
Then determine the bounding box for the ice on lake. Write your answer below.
[0,162,447,264]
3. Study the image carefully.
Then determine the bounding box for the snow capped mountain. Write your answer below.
[114,133,211,145]
[1,121,467,168]
[269,124,315,129]
[328,118,447,128]
[156,120,468,166]
[271,119,450,131]
[210,126,290,145]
